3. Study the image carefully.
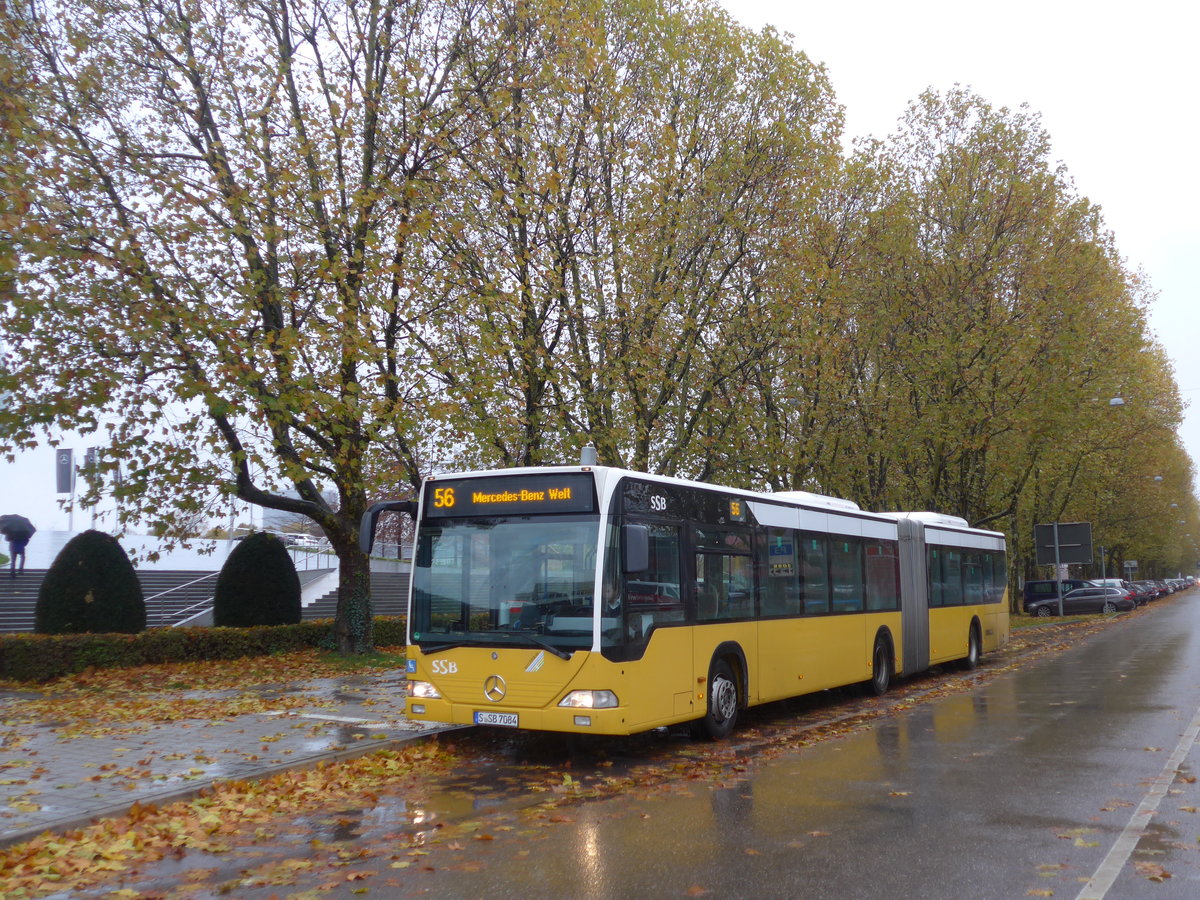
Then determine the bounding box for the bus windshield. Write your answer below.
[411,516,600,653]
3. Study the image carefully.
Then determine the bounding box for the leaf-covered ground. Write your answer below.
[0,650,407,733]
[0,616,1139,897]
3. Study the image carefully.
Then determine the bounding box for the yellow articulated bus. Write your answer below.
[364,459,1008,739]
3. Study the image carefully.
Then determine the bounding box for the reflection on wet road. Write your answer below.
[377,599,1200,898]
[82,596,1200,899]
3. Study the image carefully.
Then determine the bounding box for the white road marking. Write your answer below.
[1076,702,1200,899]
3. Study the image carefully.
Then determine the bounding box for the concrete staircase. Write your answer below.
[301,572,410,620]
[0,569,220,631]
[0,568,409,632]
[0,570,47,633]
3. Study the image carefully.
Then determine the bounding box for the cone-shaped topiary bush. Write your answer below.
[35,530,146,634]
[213,531,302,627]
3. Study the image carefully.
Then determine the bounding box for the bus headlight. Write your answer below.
[408,680,442,700]
[558,690,618,709]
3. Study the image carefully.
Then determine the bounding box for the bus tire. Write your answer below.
[960,624,981,671]
[696,660,739,740]
[867,638,891,696]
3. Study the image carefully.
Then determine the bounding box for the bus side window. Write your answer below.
[942,549,963,605]
[763,528,801,616]
[964,551,984,604]
[801,535,830,615]
[865,539,900,611]
[928,548,943,607]
[829,538,864,613]
[695,550,753,621]
[986,550,1007,603]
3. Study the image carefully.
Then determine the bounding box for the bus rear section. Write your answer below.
[894,513,1008,675]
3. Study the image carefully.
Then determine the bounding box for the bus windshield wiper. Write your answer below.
[496,631,573,660]
[418,634,572,660]
[417,641,468,654]
[527,634,573,660]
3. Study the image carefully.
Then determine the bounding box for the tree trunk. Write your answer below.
[332,532,374,654]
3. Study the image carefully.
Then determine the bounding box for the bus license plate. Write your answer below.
[474,711,519,727]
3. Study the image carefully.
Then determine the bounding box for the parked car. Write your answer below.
[1022,579,1091,612]
[1026,585,1137,617]
[1131,582,1160,604]
[1090,578,1136,591]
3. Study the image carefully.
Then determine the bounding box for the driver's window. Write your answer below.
[605,523,683,651]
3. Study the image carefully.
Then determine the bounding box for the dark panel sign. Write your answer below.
[1034,522,1093,566]
[55,449,74,494]
[424,473,596,518]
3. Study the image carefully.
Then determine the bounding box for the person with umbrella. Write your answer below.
[0,515,36,577]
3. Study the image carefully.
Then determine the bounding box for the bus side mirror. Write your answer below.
[359,500,418,555]
[622,524,649,574]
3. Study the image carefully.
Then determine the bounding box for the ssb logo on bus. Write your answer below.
[431,659,459,674]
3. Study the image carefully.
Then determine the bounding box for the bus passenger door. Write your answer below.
[616,522,693,728]
[691,525,756,708]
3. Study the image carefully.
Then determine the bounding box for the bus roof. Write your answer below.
[427,465,865,515]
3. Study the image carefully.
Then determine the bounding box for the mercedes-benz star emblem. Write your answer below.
[483,674,507,702]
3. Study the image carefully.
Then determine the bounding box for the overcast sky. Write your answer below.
[719,0,1199,475]
[3,0,1197,533]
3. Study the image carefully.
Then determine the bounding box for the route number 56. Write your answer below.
[433,487,456,509]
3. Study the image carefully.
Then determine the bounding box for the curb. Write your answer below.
[0,724,472,850]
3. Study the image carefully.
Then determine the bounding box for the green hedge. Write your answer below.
[213,532,302,627]
[0,617,407,683]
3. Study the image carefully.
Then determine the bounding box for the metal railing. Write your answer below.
[288,544,338,570]
[143,573,220,628]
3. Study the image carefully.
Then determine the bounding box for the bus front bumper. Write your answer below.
[406,698,634,735]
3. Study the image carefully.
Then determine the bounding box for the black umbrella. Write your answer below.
[0,515,36,541]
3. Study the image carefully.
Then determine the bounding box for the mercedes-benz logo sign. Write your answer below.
[483,674,507,702]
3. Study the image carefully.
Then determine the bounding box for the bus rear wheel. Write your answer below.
[960,625,981,671]
[867,639,891,696]
[696,660,739,740]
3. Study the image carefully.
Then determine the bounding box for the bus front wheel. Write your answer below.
[696,660,739,740]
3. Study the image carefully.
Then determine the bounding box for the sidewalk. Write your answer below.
[0,667,460,849]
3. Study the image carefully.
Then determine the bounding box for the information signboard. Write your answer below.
[1034,522,1093,566]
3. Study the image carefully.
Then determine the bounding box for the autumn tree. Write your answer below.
[714,86,1189,590]
[585,7,842,480]
[715,144,897,496]
[415,0,843,478]
[1047,346,1187,579]
[852,92,1162,520]
[3,1,1193,609]
[0,0,34,315]
[0,0,506,651]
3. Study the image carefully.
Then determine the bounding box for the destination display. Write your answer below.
[424,473,596,518]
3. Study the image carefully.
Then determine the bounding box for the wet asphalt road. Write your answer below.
[60,593,1200,899]
[388,595,1200,899]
